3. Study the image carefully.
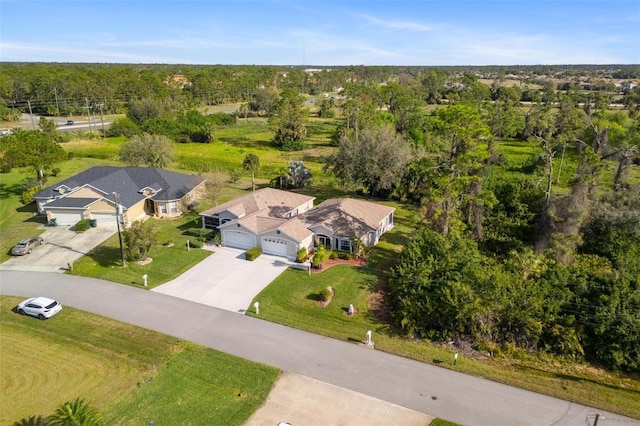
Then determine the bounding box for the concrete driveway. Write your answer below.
[152,246,297,313]
[0,225,117,272]
[245,373,432,426]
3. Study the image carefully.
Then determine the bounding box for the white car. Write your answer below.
[17,297,62,320]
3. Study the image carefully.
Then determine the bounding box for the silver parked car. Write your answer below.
[11,236,44,255]
[17,297,62,320]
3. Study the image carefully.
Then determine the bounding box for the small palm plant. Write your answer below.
[47,398,104,426]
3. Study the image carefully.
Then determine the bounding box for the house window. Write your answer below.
[159,203,167,214]
[169,202,178,214]
[203,216,219,229]
[339,239,352,252]
[317,235,331,250]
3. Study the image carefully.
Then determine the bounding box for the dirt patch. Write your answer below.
[368,291,391,323]
[136,257,153,266]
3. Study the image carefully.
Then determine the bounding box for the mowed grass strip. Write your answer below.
[105,344,279,425]
[0,296,278,425]
[68,215,212,287]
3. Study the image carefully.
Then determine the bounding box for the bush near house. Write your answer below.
[295,248,307,263]
[74,219,91,232]
[187,239,202,249]
[245,246,262,261]
[185,227,213,241]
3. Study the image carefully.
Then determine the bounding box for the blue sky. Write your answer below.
[1,0,639,65]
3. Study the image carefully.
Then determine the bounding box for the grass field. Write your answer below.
[0,296,279,425]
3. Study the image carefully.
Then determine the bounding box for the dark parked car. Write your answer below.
[11,236,44,255]
[66,120,74,125]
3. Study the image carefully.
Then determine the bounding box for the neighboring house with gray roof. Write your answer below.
[199,188,395,259]
[34,166,206,226]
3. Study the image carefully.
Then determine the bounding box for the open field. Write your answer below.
[0,295,279,425]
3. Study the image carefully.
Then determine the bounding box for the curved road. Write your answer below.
[1,271,637,426]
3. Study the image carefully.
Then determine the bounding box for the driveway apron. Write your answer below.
[152,246,294,313]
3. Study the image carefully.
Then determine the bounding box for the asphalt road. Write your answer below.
[1,271,637,426]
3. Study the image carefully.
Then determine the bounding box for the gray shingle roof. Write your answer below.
[44,197,100,209]
[34,167,205,209]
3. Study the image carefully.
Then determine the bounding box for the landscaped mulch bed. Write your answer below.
[311,257,367,273]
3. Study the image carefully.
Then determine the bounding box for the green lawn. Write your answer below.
[0,296,279,425]
[68,213,213,287]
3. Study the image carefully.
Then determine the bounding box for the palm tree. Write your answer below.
[13,415,50,426]
[242,153,260,191]
[47,398,104,426]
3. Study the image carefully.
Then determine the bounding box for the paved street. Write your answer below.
[1,271,637,426]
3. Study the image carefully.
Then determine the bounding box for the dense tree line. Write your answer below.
[2,63,638,120]
[324,78,639,372]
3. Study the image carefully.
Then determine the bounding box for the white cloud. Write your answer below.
[358,13,434,32]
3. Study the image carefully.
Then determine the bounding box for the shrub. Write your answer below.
[295,247,307,263]
[75,219,91,232]
[185,227,213,240]
[208,112,237,126]
[123,220,158,259]
[337,251,354,260]
[187,239,202,248]
[229,169,242,183]
[312,245,329,269]
[319,287,332,302]
[106,117,141,137]
[245,246,262,261]
[21,187,39,204]
[328,250,338,260]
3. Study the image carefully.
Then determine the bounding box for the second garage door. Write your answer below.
[262,237,290,257]
[91,213,118,226]
[223,230,256,250]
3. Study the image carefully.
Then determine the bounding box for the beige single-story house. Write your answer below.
[200,188,395,260]
[34,166,206,226]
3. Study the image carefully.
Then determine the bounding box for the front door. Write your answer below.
[317,235,331,250]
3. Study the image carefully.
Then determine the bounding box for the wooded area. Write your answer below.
[1,63,639,373]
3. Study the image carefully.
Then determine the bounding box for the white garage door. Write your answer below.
[262,237,290,257]
[223,230,256,250]
[91,213,117,226]
[52,212,84,225]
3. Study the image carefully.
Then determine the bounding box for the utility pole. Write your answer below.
[113,192,126,267]
[84,98,93,133]
[96,103,106,137]
[27,100,36,129]
[53,88,60,117]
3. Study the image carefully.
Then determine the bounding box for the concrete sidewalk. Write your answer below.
[245,372,432,426]
[152,245,296,313]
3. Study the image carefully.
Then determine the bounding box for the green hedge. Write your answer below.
[75,219,91,232]
[245,246,262,261]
